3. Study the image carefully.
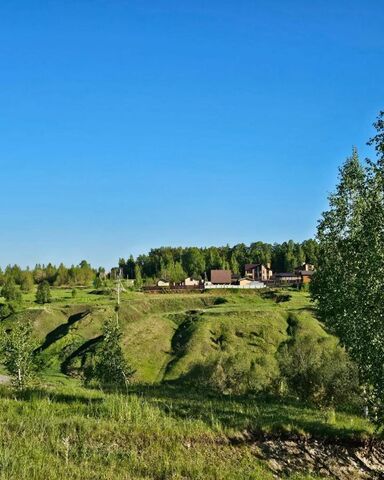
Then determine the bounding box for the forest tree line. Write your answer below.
[0,261,100,291]
[118,239,319,285]
[0,239,319,291]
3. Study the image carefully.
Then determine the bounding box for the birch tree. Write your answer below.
[1,321,36,390]
[312,112,384,425]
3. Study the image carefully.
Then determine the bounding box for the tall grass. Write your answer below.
[0,384,374,479]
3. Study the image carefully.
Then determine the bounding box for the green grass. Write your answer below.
[0,287,377,479]
[0,287,338,384]
[0,383,371,480]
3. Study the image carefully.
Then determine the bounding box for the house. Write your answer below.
[245,263,273,282]
[157,279,170,287]
[273,272,301,283]
[294,263,315,283]
[296,269,315,284]
[210,269,232,285]
[295,263,315,273]
[183,277,200,287]
[238,278,252,286]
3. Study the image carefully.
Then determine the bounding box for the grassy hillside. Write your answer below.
[0,287,377,479]
[2,287,320,385]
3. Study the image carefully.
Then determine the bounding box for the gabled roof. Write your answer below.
[274,272,300,277]
[245,263,272,271]
[297,270,315,276]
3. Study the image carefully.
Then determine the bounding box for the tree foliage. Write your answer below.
[278,334,359,407]
[312,112,384,425]
[35,281,51,304]
[123,240,318,283]
[94,319,135,389]
[0,321,36,390]
[1,278,22,303]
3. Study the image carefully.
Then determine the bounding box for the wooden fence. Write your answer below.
[142,285,204,294]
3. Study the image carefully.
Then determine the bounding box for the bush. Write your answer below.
[35,281,51,304]
[261,290,291,303]
[93,277,102,289]
[188,353,279,395]
[0,303,13,320]
[1,279,22,303]
[278,334,360,407]
[20,272,34,292]
[213,297,228,305]
[275,294,292,303]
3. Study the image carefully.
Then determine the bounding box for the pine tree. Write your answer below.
[134,265,143,289]
[35,280,51,304]
[1,278,22,303]
[94,319,135,389]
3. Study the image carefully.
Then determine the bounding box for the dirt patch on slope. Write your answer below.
[230,432,384,479]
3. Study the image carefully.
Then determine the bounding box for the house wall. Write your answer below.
[184,277,200,286]
[246,264,273,281]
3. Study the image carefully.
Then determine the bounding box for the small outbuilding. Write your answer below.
[183,277,200,287]
[210,269,232,285]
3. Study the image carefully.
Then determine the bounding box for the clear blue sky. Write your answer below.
[0,0,383,268]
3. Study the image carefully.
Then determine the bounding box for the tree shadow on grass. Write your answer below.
[0,385,103,405]
[35,309,91,354]
[128,383,373,442]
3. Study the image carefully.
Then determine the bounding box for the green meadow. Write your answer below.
[0,287,376,479]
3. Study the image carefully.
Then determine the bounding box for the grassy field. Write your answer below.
[0,382,374,480]
[3,287,320,384]
[0,287,377,479]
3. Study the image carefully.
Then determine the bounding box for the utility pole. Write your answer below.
[114,268,126,326]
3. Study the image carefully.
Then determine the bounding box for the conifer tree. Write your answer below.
[35,280,51,304]
[134,264,143,289]
[94,318,135,389]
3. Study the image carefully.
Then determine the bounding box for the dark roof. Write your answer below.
[210,269,232,284]
[245,263,271,271]
[245,263,258,270]
[274,272,300,278]
[297,270,315,276]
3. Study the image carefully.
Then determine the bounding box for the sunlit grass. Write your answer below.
[0,382,372,480]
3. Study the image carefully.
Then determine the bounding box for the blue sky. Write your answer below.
[0,0,383,268]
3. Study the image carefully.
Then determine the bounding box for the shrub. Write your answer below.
[35,281,51,304]
[1,279,22,303]
[0,303,13,320]
[93,277,102,289]
[189,353,279,395]
[20,272,34,292]
[278,334,360,407]
[213,297,228,305]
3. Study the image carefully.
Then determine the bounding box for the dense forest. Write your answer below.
[0,239,318,290]
[118,239,319,284]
